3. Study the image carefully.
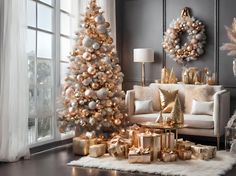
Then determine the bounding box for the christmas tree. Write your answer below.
[58,0,126,135]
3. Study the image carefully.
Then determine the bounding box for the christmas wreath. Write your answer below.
[162,7,206,64]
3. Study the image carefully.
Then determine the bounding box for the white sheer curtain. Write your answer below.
[78,0,116,43]
[0,0,29,162]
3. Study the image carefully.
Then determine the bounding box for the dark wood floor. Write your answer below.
[0,144,236,176]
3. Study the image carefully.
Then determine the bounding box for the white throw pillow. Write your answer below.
[134,100,154,114]
[191,99,214,116]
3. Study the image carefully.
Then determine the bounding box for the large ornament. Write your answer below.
[83,36,93,48]
[96,88,108,99]
[85,89,95,98]
[82,78,92,86]
[97,24,107,34]
[95,15,105,24]
[92,42,100,50]
[88,101,97,110]
[162,7,206,65]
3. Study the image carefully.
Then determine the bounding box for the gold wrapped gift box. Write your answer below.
[127,124,144,147]
[108,135,131,159]
[161,150,177,162]
[73,137,90,155]
[191,144,216,160]
[176,140,195,150]
[177,149,192,160]
[128,147,151,164]
[73,136,105,156]
[89,144,106,158]
[138,132,162,161]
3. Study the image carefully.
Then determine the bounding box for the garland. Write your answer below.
[162,7,206,64]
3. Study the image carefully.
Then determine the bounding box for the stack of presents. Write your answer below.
[73,124,217,163]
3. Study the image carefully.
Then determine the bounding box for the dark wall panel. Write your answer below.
[118,0,236,102]
[165,0,215,78]
[121,0,163,90]
[219,0,236,89]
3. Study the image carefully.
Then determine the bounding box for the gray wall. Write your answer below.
[116,0,236,112]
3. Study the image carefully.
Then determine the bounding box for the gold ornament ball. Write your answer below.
[106,37,113,44]
[106,100,113,107]
[82,52,92,61]
[91,82,99,90]
[106,70,113,78]
[87,66,97,75]
[99,65,106,71]
[114,119,121,126]
[82,109,89,117]
[77,75,84,82]
[94,112,102,120]
[108,91,114,97]
[91,54,97,59]
[105,22,110,28]
[187,45,193,51]
[96,103,103,110]
[82,72,89,78]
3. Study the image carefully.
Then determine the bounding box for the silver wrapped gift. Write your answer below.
[191,144,216,160]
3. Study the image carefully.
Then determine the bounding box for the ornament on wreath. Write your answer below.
[162,7,206,65]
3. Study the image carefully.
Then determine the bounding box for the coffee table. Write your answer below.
[138,122,187,146]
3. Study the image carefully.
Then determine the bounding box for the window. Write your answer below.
[27,0,78,146]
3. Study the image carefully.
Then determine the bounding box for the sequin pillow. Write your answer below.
[159,88,178,113]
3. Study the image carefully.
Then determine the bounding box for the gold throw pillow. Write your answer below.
[159,88,178,113]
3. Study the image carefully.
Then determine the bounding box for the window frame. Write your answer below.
[27,0,75,148]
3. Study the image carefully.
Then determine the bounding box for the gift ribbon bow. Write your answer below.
[129,147,150,155]
[109,135,132,146]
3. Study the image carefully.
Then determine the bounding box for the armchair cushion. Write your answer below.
[191,99,214,116]
[129,113,214,129]
[184,85,215,113]
[134,100,154,114]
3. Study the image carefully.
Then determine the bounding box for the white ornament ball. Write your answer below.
[89,117,96,126]
[82,36,93,47]
[65,87,74,97]
[92,42,100,50]
[82,78,92,86]
[87,66,96,75]
[197,48,204,55]
[81,64,88,72]
[79,100,85,105]
[102,57,111,64]
[88,101,96,110]
[96,88,108,99]
[196,34,203,40]
[82,52,92,61]
[75,84,80,89]
[95,15,105,24]
[85,89,95,97]
[71,101,78,108]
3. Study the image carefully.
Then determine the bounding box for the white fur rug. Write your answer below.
[68,151,236,176]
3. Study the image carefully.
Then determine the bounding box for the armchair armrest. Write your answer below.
[125,90,135,116]
[213,89,230,136]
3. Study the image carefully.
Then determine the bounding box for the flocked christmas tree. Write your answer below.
[58,0,127,135]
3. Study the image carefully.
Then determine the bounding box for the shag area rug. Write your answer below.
[68,151,236,176]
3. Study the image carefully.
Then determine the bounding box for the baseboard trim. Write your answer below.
[30,138,72,155]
